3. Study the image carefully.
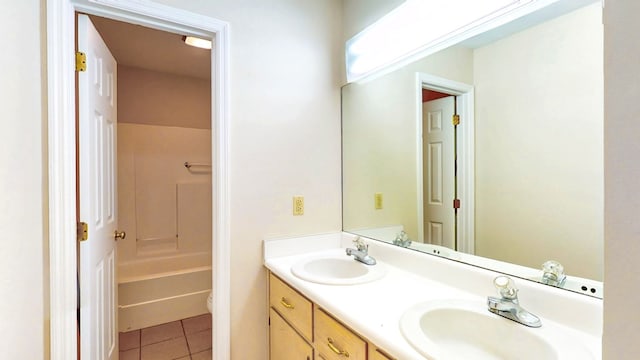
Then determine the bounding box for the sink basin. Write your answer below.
[400,299,594,360]
[291,255,386,285]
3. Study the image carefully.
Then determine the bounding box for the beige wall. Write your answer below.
[603,0,640,358]
[342,46,473,241]
[342,0,405,41]
[0,0,48,359]
[151,0,344,358]
[118,65,211,129]
[473,4,603,280]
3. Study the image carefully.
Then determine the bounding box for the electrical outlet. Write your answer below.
[293,196,304,216]
[374,193,383,210]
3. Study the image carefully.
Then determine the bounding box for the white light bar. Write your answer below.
[345,0,558,83]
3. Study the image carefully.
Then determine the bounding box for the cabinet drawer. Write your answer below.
[269,308,313,360]
[269,273,313,340]
[315,308,366,360]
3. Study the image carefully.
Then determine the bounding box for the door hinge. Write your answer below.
[452,114,460,126]
[75,52,87,72]
[77,221,88,241]
[453,199,461,209]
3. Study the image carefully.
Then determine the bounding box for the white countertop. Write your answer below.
[263,232,603,359]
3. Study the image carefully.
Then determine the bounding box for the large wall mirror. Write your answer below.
[342,2,603,297]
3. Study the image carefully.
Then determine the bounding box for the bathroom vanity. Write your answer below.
[269,273,394,360]
[264,233,602,360]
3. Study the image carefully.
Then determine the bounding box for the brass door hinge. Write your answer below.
[75,52,87,72]
[77,221,88,241]
[452,114,460,126]
[453,199,461,209]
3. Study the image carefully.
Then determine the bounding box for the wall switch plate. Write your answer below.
[374,193,383,210]
[293,196,304,215]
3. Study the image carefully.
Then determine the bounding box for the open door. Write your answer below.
[423,96,456,249]
[78,14,119,360]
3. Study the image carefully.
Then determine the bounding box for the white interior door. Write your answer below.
[78,14,119,360]
[423,96,455,248]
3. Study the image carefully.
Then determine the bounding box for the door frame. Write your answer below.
[46,1,230,359]
[415,73,475,254]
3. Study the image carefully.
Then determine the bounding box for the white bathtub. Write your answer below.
[118,252,211,332]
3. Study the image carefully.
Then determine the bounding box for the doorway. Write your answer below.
[82,14,214,358]
[422,90,456,249]
[47,2,230,359]
[415,73,475,254]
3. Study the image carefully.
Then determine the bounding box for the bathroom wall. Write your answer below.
[150,1,344,358]
[342,46,474,240]
[117,123,212,263]
[118,65,211,129]
[117,64,212,263]
[342,0,406,41]
[0,1,48,358]
[473,4,603,280]
[603,0,640,357]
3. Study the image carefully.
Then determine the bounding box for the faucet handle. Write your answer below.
[541,260,566,287]
[352,236,367,251]
[493,276,518,300]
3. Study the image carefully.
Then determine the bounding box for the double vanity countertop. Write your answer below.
[263,232,603,359]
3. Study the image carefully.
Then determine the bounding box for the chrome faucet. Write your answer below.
[346,237,377,265]
[487,276,542,328]
[392,230,412,248]
[541,260,566,287]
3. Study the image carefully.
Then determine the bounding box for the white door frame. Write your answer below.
[46,1,230,359]
[415,73,475,254]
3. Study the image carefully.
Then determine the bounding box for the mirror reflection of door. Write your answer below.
[422,90,456,249]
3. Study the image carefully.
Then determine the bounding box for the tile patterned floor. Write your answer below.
[119,314,212,360]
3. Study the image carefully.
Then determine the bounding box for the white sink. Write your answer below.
[400,299,594,360]
[291,254,387,285]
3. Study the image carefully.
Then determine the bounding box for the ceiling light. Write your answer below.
[345,0,555,83]
[183,36,212,50]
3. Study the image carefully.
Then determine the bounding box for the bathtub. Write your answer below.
[118,252,211,332]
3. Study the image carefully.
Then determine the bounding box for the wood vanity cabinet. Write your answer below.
[315,307,366,359]
[268,273,396,360]
[368,344,394,360]
[270,308,314,360]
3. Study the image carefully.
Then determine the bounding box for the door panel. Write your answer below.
[78,14,118,360]
[423,96,455,248]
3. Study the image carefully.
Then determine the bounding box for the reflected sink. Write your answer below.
[400,299,594,360]
[291,255,387,285]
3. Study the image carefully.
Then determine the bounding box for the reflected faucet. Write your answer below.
[541,260,566,287]
[487,276,542,328]
[346,236,377,265]
[392,230,412,248]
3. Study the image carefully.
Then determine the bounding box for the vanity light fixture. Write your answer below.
[183,35,212,49]
[345,0,560,82]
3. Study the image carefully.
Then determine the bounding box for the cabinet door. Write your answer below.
[270,308,313,360]
[368,343,394,360]
[315,308,366,360]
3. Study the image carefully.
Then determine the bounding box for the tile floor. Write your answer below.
[119,313,212,360]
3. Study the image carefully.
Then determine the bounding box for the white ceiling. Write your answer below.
[90,15,212,80]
